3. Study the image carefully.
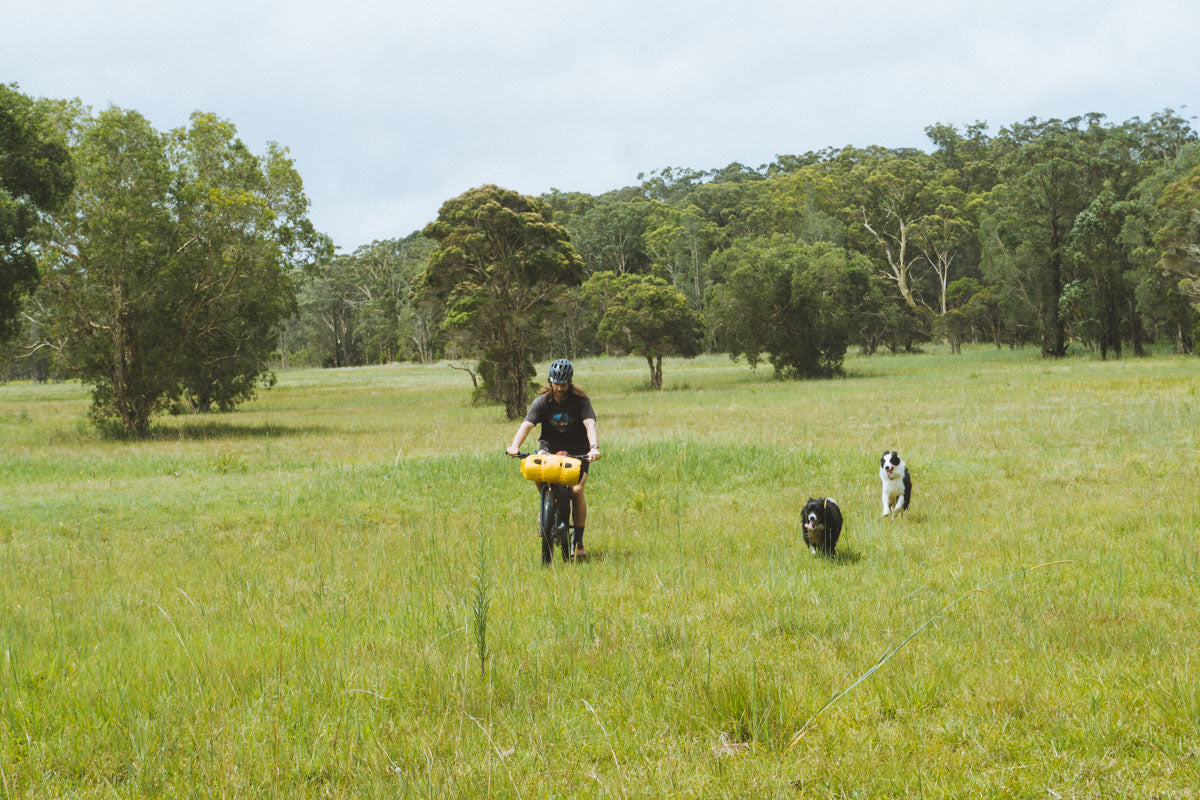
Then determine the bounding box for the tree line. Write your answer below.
[405,110,1200,417]
[3,80,1199,429]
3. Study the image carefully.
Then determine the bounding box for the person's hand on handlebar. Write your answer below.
[587,445,601,462]
[506,445,521,457]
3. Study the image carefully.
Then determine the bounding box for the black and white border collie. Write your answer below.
[802,497,842,555]
[879,451,912,517]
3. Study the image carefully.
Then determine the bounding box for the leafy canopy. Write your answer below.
[709,237,871,379]
[36,107,323,434]
[422,185,584,419]
[585,272,702,389]
[0,83,74,341]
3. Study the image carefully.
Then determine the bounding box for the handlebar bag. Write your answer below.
[521,453,582,486]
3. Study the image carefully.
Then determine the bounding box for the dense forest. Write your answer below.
[274,109,1200,373]
[4,80,1200,429]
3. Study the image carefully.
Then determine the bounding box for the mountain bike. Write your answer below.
[512,452,586,565]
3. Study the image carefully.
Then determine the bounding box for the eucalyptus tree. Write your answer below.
[761,165,845,245]
[708,236,872,378]
[943,277,1005,348]
[838,147,951,314]
[911,182,972,315]
[982,118,1101,356]
[1124,139,1200,353]
[36,107,323,433]
[1057,116,1179,357]
[586,272,702,389]
[1134,108,1198,163]
[925,120,1000,196]
[637,166,707,204]
[391,235,444,363]
[644,203,717,312]
[293,254,367,367]
[1155,163,1200,310]
[540,188,596,220]
[422,185,584,419]
[37,108,180,434]
[936,281,1016,354]
[0,83,74,342]
[1066,187,1136,359]
[684,176,771,244]
[566,199,652,275]
[168,113,330,410]
[286,233,440,368]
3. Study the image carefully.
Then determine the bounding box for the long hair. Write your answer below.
[538,380,588,400]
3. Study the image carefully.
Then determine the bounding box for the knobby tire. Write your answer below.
[540,487,557,565]
[557,486,573,562]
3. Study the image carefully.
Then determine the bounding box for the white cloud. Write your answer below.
[4,0,1198,248]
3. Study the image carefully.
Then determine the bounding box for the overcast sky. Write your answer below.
[5,0,1198,251]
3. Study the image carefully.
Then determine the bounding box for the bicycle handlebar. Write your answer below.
[509,451,590,460]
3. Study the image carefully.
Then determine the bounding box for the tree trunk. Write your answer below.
[129,408,151,437]
[1044,247,1067,357]
[504,361,524,421]
[501,345,532,421]
[647,354,663,390]
[1129,296,1146,356]
[1176,321,1193,355]
[112,280,152,437]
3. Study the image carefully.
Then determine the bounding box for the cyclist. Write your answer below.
[506,358,600,558]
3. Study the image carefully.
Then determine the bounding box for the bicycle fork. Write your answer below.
[540,484,574,564]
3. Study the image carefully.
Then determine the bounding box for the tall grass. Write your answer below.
[1,347,1198,797]
[471,527,492,684]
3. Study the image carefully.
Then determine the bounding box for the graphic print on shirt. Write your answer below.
[551,411,570,432]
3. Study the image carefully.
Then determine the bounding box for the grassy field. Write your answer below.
[1,347,1198,798]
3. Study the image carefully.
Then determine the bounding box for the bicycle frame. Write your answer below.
[514,451,587,565]
[540,481,574,564]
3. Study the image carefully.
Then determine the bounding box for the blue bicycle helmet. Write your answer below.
[547,358,574,383]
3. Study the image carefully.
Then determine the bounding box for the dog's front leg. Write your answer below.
[881,489,891,517]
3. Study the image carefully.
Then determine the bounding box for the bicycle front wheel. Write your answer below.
[540,487,556,565]
[557,487,573,562]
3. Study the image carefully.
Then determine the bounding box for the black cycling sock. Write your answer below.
[572,526,584,547]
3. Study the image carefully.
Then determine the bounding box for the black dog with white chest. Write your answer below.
[879,451,913,517]
[802,497,842,556]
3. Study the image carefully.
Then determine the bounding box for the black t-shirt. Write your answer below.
[524,391,596,455]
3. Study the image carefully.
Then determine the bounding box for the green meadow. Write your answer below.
[1,348,1198,798]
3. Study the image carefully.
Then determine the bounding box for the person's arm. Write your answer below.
[583,418,600,461]
[507,420,535,456]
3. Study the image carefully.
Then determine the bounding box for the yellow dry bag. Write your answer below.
[520,453,582,486]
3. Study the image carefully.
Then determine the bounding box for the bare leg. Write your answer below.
[570,473,588,555]
[570,473,588,527]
